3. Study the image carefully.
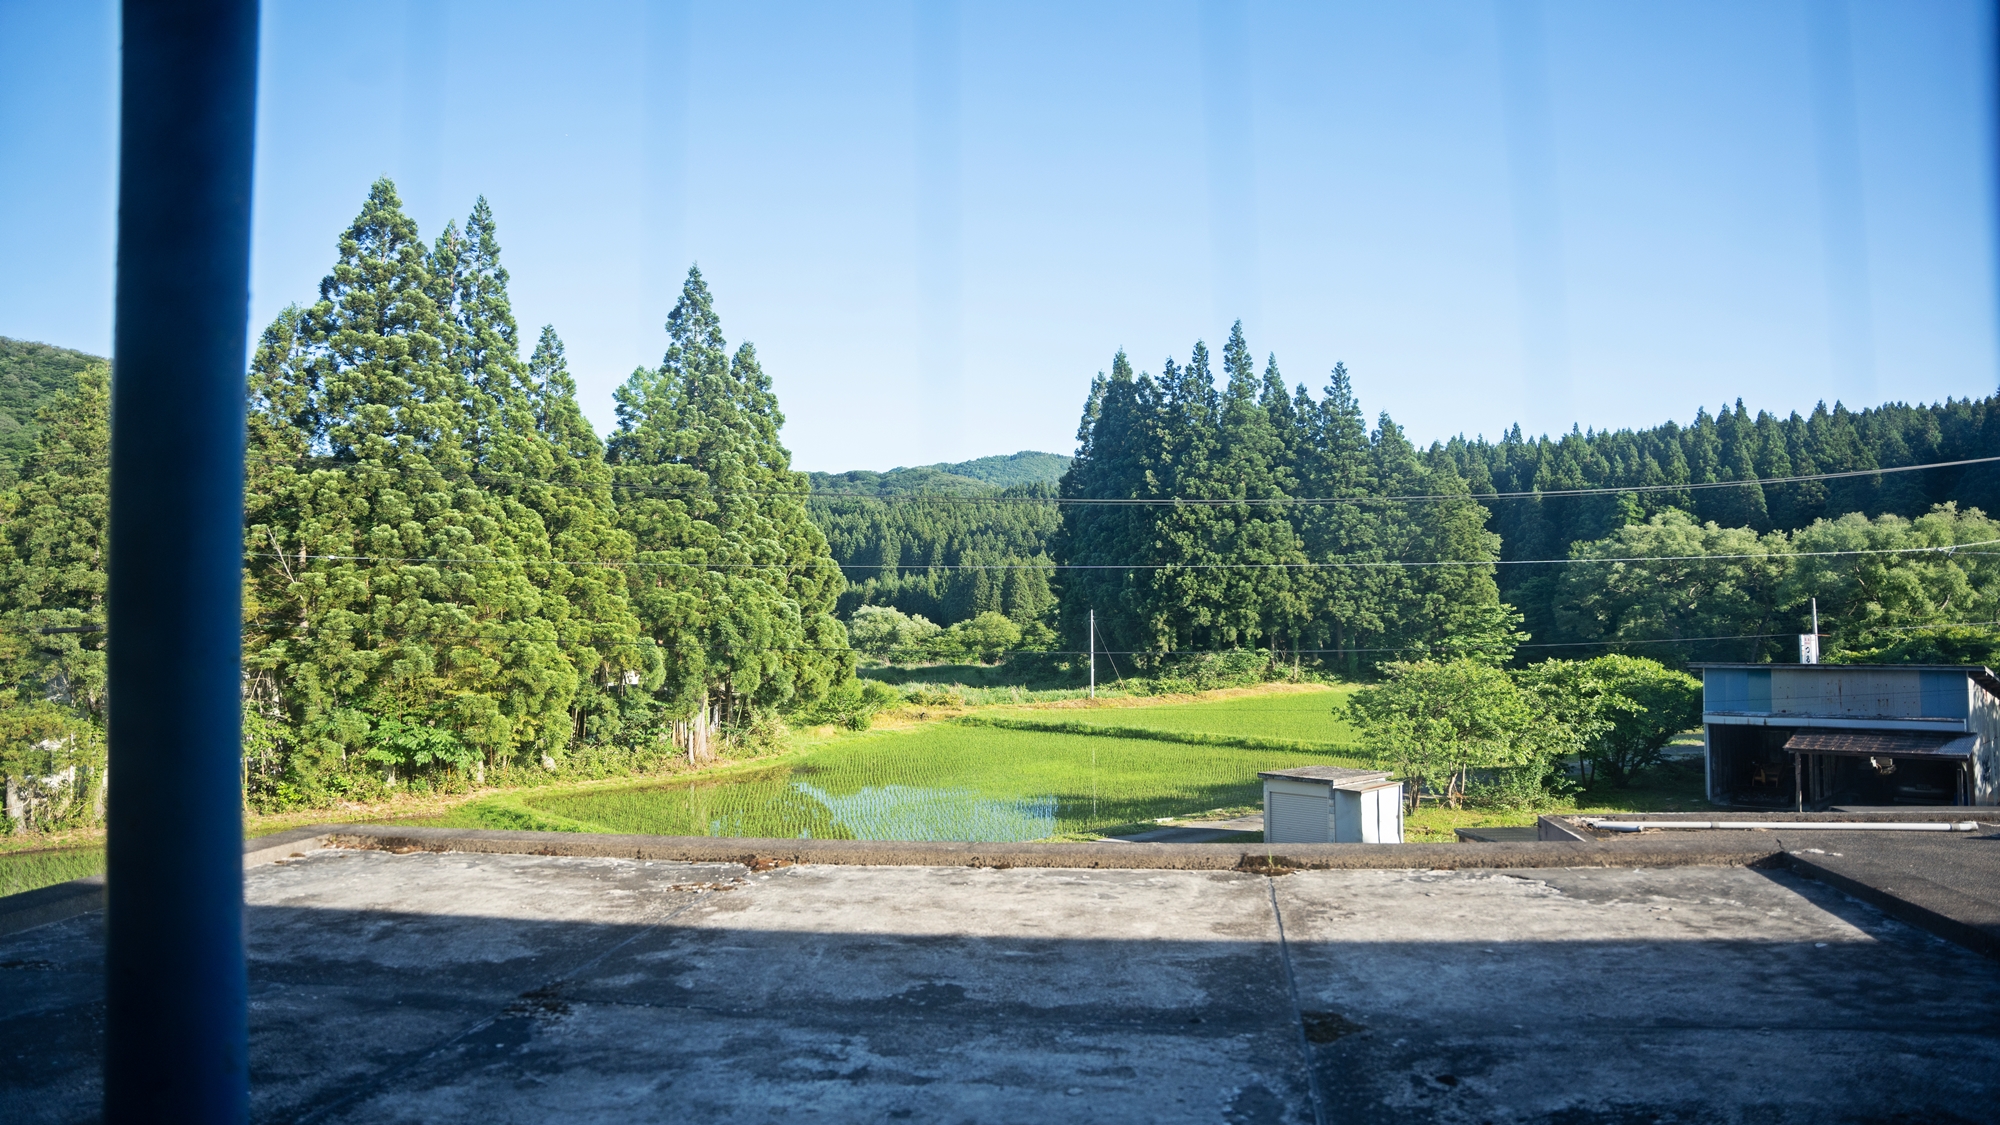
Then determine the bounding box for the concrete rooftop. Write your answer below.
[7,833,2000,1124]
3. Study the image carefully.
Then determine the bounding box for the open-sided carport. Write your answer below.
[1697,663,2000,810]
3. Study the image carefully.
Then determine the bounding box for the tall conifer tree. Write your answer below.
[1053,352,1164,657]
[609,267,847,728]
[441,199,657,756]
[243,179,572,790]
[0,364,112,719]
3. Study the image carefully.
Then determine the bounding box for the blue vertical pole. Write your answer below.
[103,2,259,1122]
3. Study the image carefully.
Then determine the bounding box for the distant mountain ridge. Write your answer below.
[917,451,1072,487]
[0,337,104,477]
[808,450,1071,497]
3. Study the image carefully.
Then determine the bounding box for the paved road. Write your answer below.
[6,847,1999,1124]
[1106,814,1265,843]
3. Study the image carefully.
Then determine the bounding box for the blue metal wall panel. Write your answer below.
[1706,670,1748,711]
[1746,670,1771,712]
[1919,672,1968,719]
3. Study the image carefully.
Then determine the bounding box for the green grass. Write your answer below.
[453,720,1362,842]
[858,660,1107,701]
[1402,757,1717,842]
[988,686,1360,748]
[0,845,104,897]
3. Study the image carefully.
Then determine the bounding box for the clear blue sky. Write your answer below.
[1,1,1993,471]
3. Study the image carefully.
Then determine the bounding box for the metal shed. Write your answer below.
[1260,766,1405,843]
[1694,663,2000,809]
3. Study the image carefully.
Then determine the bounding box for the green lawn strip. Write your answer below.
[1401,759,1718,842]
[954,714,1368,758]
[0,845,106,897]
[986,686,1362,744]
[416,791,598,833]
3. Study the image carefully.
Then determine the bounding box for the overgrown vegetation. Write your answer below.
[1348,655,1700,810]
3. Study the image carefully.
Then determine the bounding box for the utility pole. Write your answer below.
[1088,609,1096,699]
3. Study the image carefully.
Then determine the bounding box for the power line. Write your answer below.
[224,626,1799,657]
[44,625,1884,654]
[236,452,2000,506]
[921,453,2000,506]
[243,535,2000,573]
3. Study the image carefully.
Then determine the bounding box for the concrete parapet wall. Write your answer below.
[307,823,1784,873]
[0,875,102,938]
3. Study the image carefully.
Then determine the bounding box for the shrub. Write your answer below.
[934,612,1023,664]
[847,605,943,664]
[1142,650,1280,695]
[789,678,900,730]
[1576,656,1701,784]
[1348,659,1553,809]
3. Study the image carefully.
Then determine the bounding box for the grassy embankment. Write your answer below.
[0,844,106,896]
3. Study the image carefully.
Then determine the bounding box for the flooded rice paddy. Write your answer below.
[515,690,1362,841]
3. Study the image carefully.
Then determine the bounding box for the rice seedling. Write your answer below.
[994,685,1362,747]
[0,846,105,897]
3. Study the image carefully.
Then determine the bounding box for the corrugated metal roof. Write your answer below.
[1689,663,2000,700]
[1258,766,1389,785]
[1689,663,1994,673]
[1781,729,1978,759]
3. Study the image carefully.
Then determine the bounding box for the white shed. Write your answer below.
[1260,766,1405,844]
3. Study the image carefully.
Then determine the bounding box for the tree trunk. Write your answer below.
[4,774,22,832]
[691,689,709,765]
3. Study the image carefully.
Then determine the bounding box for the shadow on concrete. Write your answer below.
[4,861,1999,1124]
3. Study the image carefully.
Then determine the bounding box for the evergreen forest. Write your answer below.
[1049,326,2000,672]
[4,178,2000,832]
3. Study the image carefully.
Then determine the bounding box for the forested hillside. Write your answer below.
[806,450,1068,497]
[1435,399,2000,651]
[0,338,102,479]
[806,454,1067,632]
[812,488,1056,630]
[808,466,993,497]
[922,451,1069,487]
